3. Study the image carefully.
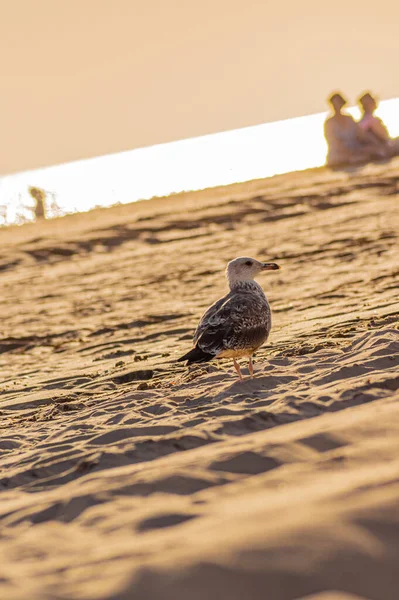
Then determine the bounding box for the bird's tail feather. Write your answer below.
[177,346,214,364]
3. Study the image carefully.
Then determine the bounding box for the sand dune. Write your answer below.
[0,160,398,600]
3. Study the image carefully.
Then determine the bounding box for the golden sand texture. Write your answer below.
[0,160,398,600]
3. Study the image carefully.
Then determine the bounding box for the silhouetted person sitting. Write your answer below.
[358,92,399,157]
[324,92,387,166]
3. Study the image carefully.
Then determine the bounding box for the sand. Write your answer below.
[0,159,398,600]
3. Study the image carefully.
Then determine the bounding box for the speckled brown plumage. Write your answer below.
[178,257,280,380]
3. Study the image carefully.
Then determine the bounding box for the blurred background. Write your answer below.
[1,0,398,223]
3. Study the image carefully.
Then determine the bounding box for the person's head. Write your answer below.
[328,92,347,114]
[358,92,377,114]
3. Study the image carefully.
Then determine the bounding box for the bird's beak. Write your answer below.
[261,262,280,270]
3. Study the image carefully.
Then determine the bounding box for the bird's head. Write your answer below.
[226,257,280,287]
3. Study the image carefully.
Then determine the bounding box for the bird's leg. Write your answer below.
[233,358,244,381]
[248,356,254,378]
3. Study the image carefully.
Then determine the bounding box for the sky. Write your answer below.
[1,0,399,175]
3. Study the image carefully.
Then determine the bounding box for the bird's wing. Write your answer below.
[194,292,271,357]
[193,292,232,344]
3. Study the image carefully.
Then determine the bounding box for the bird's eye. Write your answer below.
[245,261,252,266]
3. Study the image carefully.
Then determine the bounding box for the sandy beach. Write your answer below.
[0,159,398,600]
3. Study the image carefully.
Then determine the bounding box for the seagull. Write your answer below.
[178,257,280,380]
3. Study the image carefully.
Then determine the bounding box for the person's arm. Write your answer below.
[369,117,390,142]
[354,121,383,147]
[355,121,389,157]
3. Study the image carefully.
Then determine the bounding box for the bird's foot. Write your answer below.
[233,358,244,381]
[248,357,255,378]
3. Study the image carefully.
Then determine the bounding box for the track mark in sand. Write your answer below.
[0,439,21,451]
[4,433,217,492]
[88,425,178,446]
[0,259,22,272]
[371,376,399,392]
[93,349,135,361]
[87,313,190,338]
[210,451,281,475]
[113,369,154,384]
[336,376,399,408]
[3,493,107,526]
[42,376,95,390]
[214,411,289,437]
[0,329,82,356]
[140,403,173,416]
[75,454,103,474]
[29,401,85,422]
[299,433,348,453]
[118,474,223,497]
[136,513,197,532]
